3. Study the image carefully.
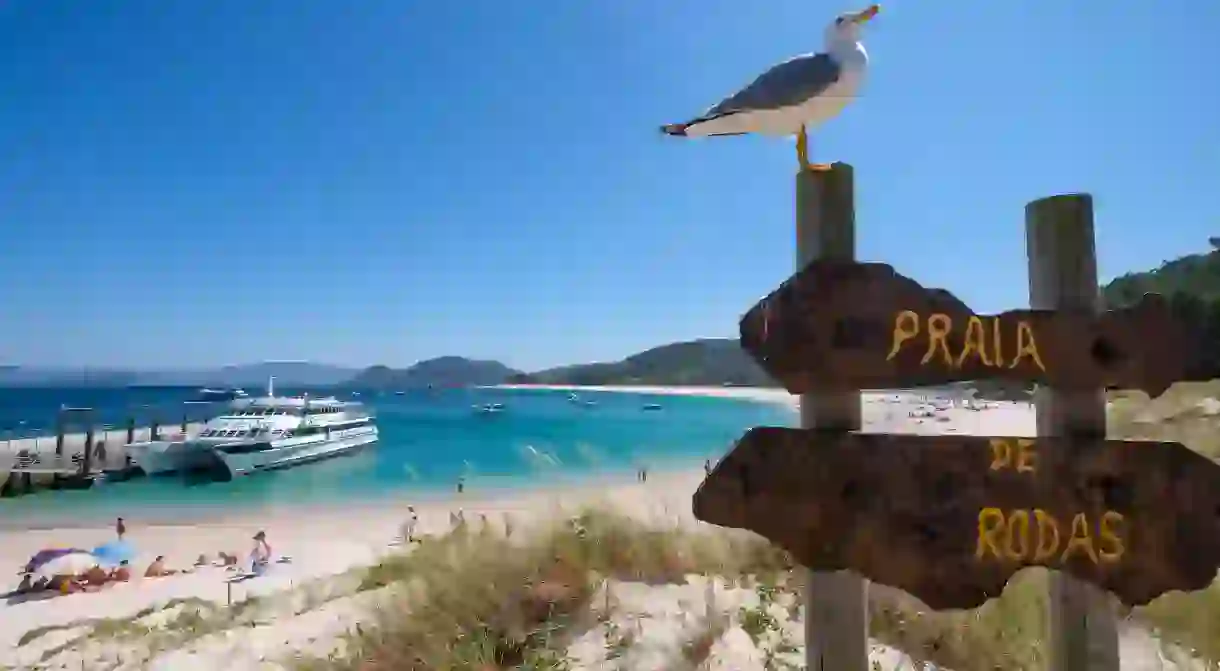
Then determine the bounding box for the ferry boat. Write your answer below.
[127,378,378,476]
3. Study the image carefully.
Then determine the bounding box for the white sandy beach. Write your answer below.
[0,386,1192,670]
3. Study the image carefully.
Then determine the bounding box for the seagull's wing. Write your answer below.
[703,53,842,120]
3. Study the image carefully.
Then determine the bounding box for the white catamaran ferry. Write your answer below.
[126,379,378,476]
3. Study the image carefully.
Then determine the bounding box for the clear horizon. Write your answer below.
[2,0,1216,370]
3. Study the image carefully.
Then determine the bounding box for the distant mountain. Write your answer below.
[132,362,358,388]
[509,339,775,387]
[0,362,358,388]
[347,357,523,389]
[0,367,142,388]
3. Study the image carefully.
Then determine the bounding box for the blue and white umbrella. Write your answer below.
[22,546,84,573]
[22,548,86,574]
[91,541,135,568]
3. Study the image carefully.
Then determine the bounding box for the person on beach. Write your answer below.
[704,459,712,475]
[145,556,179,578]
[457,477,465,495]
[61,565,116,593]
[115,517,126,541]
[110,560,132,582]
[401,505,419,543]
[250,531,272,574]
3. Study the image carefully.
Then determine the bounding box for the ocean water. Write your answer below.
[0,386,794,527]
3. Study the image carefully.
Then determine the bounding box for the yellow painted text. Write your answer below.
[886,311,1046,372]
[988,438,1038,474]
[975,508,1125,565]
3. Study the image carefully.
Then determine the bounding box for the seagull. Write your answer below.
[660,4,879,172]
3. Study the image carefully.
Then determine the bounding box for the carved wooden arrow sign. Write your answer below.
[739,260,1195,398]
[693,427,1220,610]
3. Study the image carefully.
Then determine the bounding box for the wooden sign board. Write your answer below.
[739,260,1193,398]
[693,427,1220,610]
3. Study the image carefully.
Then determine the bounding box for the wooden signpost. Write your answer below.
[694,428,1220,610]
[739,259,1193,397]
[694,175,1220,671]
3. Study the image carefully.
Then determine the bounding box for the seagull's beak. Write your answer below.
[852,4,880,23]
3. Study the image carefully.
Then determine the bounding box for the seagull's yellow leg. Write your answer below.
[796,124,833,172]
[796,124,809,170]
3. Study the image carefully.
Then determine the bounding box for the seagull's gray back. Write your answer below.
[704,53,842,118]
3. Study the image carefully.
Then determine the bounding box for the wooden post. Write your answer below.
[797,163,869,671]
[53,413,65,487]
[54,415,64,456]
[82,424,94,476]
[1025,194,1120,671]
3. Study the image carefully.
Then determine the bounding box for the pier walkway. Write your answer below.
[0,423,207,472]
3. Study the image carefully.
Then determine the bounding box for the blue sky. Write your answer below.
[1,0,1216,371]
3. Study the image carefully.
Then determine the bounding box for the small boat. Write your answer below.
[567,393,581,403]
[473,403,506,415]
[194,387,248,402]
[642,403,662,411]
[394,391,406,396]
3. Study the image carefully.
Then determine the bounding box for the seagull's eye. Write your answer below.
[835,17,846,25]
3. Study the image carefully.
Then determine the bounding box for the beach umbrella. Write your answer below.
[91,540,135,567]
[32,551,98,580]
[22,548,87,574]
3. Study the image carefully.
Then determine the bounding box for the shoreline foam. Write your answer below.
[488,383,801,409]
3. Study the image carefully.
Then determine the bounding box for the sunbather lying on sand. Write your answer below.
[49,566,115,594]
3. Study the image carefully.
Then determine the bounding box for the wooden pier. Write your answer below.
[1,407,209,497]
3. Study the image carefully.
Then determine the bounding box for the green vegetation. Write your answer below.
[1103,243,1220,382]
[347,357,524,389]
[1103,239,1220,306]
[510,339,774,387]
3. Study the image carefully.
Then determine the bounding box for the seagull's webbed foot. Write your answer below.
[795,125,833,172]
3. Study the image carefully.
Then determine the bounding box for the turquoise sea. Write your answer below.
[0,385,794,528]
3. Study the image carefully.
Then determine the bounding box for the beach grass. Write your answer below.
[292,509,1057,670]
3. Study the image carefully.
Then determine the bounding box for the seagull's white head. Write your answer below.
[824,4,879,48]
